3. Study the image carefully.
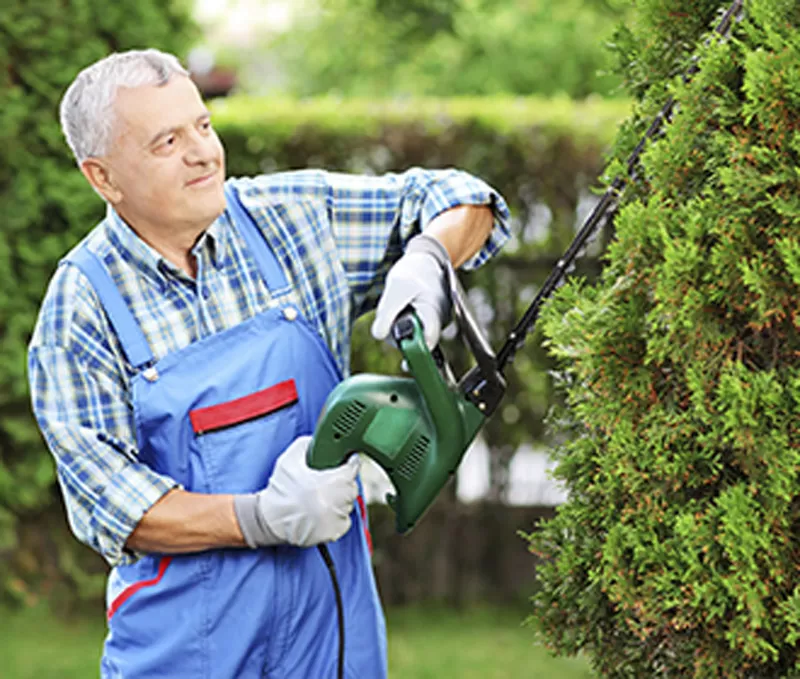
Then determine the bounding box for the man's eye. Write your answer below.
[201,121,212,131]
[155,135,176,153]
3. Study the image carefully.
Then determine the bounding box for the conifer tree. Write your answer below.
[530,1,800,676]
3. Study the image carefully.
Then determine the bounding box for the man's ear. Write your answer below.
[80,158,123,204]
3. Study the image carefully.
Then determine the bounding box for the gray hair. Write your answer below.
[59,49,189,164]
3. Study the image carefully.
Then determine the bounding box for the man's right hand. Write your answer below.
[234,435,361,548]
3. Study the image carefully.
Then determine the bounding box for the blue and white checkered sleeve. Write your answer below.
[323,167,511,317]
[28,267,178,567]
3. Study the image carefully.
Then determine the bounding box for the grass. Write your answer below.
[387,605,593,679]
[1,601,106,679]
[0,602,592,678]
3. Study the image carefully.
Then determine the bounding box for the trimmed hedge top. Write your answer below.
[210,96,631,143]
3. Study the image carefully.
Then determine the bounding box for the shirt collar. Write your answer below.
[204,211,230,270]
[104,205,231,287]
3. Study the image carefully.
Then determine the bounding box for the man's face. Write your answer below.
[99,75,226,234]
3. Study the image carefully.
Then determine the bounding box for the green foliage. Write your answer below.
[0,0,196,602]
[528,1,800,676]
[263,0,628,98]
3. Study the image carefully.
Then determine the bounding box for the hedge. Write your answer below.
[0,0,196,604]
[529,1,800,676]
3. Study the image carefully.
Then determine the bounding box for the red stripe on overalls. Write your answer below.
[189,379,298,434]
[356,495,373,555]
[107,556,172,621]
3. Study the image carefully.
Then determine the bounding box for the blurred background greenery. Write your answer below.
[1,0,634,676]
[216,0,628,98]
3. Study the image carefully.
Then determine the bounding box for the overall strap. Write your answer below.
[224,183,290,294]
[68,248,155,370]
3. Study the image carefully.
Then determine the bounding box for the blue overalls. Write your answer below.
[68,184,387,679]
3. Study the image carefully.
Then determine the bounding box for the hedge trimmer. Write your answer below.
[308,0,744,534]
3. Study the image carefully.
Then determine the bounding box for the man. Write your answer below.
[28,48,509,678]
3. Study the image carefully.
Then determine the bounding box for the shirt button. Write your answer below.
[283,307,298,322]
[202,287,211,299]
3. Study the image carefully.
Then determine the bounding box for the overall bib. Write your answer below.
[69,185,387,679]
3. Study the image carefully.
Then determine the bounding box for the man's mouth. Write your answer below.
[186,170,218,187]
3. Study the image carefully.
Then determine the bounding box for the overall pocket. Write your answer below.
[103,554,209,679]
[190,379,300,494]
[107,555,173,621]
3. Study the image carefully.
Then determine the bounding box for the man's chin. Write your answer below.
[200,178,225,204]
[189,186,226,227]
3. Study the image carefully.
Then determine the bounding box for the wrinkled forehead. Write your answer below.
[112,75,207,144]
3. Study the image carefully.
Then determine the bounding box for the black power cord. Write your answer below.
[317,544,345,679]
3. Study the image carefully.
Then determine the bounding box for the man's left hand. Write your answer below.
[371,232,451,349]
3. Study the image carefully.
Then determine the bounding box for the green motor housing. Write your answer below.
[308,313,486,533]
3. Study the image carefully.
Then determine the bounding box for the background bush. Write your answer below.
[530,1,800,676]
[0,0,197,605]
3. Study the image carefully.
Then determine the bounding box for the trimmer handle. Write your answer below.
[389,308,420,344]
[390,310,454,415]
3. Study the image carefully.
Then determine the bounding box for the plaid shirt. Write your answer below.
[28,168,510,567]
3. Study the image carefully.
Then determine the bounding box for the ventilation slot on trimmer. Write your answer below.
[333,400,367,439]
[396,434,430,481]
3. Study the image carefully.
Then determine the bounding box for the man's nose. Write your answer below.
[185,130,217,164]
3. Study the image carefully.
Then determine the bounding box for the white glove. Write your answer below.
[234,436,361,548]
[371,232,451,349]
